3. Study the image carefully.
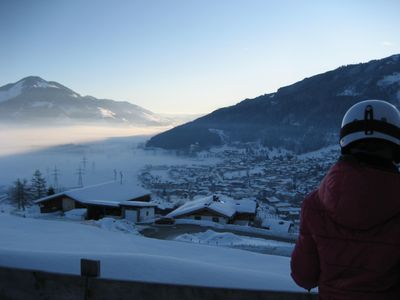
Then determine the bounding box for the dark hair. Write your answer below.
[342,138,400,163]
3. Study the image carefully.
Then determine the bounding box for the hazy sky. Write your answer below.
[1,0,399,114]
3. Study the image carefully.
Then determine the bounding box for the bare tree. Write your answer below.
[9,179,31,210]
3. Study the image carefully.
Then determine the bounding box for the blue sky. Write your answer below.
[1,0,399,114]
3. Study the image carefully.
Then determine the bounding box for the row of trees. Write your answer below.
[9,170,55,210]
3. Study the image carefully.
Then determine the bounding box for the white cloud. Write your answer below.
[382,41,394,47]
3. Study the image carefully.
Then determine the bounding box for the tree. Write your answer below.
[31,169,47,200]
[9,179,30,210]
[47,186,55,196]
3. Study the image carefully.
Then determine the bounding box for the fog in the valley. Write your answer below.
[0,124,200,191]
[0,124,172,156]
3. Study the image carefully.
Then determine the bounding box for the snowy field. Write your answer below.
[0,213,305,292]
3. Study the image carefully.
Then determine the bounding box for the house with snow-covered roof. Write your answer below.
[167,195,257,225]
[34,181,155,222]
[261,218,293,233]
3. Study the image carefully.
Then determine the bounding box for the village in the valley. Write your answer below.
[139,144,339,230]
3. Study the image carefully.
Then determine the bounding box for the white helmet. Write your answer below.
[340,100,400,150]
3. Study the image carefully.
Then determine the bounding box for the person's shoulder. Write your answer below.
[302,190,320,210]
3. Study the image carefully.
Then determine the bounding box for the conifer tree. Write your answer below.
[31,169,47,200]
[47,186,55,196]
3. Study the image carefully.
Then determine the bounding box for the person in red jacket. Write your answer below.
[291,99,400,299]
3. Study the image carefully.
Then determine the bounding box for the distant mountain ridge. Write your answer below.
[0,76,171,126]
[147,54,400,153]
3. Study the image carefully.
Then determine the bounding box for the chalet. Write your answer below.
[167,195,257,225]
[261,218,293,233]
[35,182,155,222]
[234,199,258,225]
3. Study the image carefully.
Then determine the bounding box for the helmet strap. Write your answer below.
[364,105,374,135]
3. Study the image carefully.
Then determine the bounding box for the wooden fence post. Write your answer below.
[81,259,100,300]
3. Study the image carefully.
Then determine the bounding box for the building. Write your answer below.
[167,195,257,225]
[35,181,155,222]
[120,201,156,223]
[261,218,293,233]
[233,199,258,225]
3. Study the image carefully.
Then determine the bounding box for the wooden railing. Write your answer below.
[0,266,317,300]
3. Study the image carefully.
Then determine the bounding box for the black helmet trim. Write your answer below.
[340,119,400,141]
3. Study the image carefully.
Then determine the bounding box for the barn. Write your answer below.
[167,195,257,225]
[34,181,154,222]
[120,201,157,223]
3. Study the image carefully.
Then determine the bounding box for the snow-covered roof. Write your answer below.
[35,181,150,207]
[262,218,293,233]
[167,195,256,219]
[267,196,281,203]
[234,199,257,214]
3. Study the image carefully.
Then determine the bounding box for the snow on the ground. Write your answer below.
[148,169,170,181]
[377,72,400,86]
[93,217,140,235]
[0,214,303,292]
[0,202,14,214]
[175,229,294,256]
[64,208,87,220]
[97,107,116,118]
[337,86,360,96]
[297,144,339,160]
[0,80,23,103]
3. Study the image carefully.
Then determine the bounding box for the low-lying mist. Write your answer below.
[0,123,209,191]
[0,123,171,156]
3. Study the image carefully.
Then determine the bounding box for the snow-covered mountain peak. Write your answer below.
[0,76,82,104]
[0,76,173,126]
[0,76,56,103]
[19,76,60,90]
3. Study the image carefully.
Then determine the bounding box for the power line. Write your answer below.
[75,166,85,187]
[52,166,60,189]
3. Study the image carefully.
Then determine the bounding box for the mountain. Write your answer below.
[0,76,171,126]
[147,54,400,153]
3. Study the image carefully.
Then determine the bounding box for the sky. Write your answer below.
[1,0,400,114]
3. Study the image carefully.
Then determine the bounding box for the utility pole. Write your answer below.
[81,156,88,170]
[52,166,60,190]
[46,167,50,183]
[76,167,85,187]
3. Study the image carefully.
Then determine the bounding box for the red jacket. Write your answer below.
[291,158,400,300]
